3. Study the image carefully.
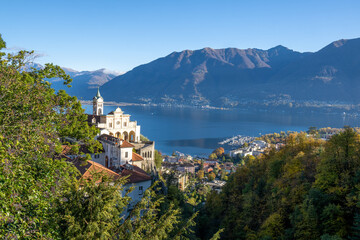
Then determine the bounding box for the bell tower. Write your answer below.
[93,88,104,115]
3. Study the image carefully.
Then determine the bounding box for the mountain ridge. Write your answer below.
[97,37,360,107]
[47,37,360,108]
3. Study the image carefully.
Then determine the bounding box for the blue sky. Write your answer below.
[1,0,359,72]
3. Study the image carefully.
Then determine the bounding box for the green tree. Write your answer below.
[0,35,202,239]
[56,171,129,239]
[154,149,163,168]
[308,126,318,135]
[0,36,100,238]
[140,134,149,142]
[350,213,360,240]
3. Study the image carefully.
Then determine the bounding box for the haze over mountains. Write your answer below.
[50,68,121,98]
[53,37,360,107]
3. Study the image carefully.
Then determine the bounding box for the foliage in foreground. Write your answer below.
[0,34,222,239]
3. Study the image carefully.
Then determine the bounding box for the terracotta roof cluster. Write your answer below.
[132,152,144,162]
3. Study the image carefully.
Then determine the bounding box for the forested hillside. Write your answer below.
[198,129,360,239]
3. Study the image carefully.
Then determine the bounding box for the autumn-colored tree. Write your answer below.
[208,172,216,181]
[212,147,225,157]
[209,153,218,159]
[197,170,205,180]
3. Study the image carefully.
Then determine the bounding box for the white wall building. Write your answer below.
[89,134,145,169]
[87,88,155,171]
[89,88,141,143]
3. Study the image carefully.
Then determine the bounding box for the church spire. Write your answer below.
[95,87,102,99]
[93,87,104,115]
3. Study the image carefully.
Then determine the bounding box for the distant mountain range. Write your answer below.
[25,64,122,99]
[51,37,360,107]
[50,68,121,98]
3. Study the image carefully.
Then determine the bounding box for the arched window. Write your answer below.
[129,131,135,142]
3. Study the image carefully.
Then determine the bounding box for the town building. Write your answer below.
[229,140,269,157]
[161,162,195,174]
[205,180,226,193]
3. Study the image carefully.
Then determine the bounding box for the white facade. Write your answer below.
[229,140,269,157]
[97,107,141,143]
[91,89,141,143]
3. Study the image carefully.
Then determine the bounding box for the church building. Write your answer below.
[87,88,156,171]
[89,88,141,142]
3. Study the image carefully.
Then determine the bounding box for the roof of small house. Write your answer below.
[120,140,135,148]
[66,157,121,182]
[67,157,151,184]
[111,164,152,184]
[132,152,144,161]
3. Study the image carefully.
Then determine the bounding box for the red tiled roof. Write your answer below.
[120,140,135,148]
[117,164,152,184]
[132,152,144,161]
[65,157,121,182]
[61,145,72,155]
[67,158,150,184]
[82,160,122,182]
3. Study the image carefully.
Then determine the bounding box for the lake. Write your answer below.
[84,105,360,156]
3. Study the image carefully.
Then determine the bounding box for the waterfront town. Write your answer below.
[62,89,347,201]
